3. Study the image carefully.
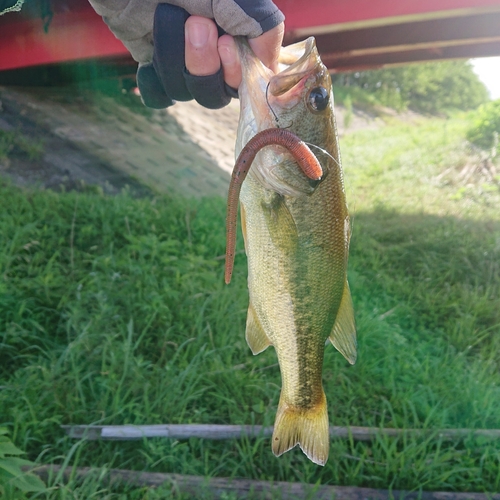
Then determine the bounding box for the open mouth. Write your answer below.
[269,37,320,97]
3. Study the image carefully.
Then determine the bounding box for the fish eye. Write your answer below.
[308,87,329,112]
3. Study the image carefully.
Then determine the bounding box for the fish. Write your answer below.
[225,37,356,466]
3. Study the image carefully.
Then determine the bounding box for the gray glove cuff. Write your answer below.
[89,0,285,64]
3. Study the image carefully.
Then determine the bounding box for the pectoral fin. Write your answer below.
[263,194,298,252]
[240,203,249,254]
[329,280,357,364]
[246,304,272,355]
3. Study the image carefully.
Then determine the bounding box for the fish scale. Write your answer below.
[229,36,357,465]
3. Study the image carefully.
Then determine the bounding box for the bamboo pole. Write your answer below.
[62,424,273,440]
[61,424,500,442]
[29,465,500,500]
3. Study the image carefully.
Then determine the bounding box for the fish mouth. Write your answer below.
[237,37,323,130]
[270,37,323,98]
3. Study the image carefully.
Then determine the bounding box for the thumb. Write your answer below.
[248,22,284,73]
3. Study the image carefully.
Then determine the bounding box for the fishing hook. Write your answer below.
[265,82,280,126]
[266,83,295,129]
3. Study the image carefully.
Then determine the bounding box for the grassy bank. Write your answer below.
[1,112,499,498]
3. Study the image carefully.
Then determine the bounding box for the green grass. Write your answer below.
[0,111,499,498]
[0,129,45,162]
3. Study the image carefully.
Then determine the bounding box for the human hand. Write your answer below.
[136,2,285,109]
[185,16,285,91]
[88,0,285,108]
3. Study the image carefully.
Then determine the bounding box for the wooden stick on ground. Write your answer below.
[28,465,500,500]
[61,424,500,442]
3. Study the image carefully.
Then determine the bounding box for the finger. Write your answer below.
[184,68,232,109]
[185,16,220,76]
[249,22,285,73]
[136,63,174,109]
[218,34,241,90]
[153,4,191,102]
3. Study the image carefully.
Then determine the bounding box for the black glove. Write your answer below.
[136,4,238,110]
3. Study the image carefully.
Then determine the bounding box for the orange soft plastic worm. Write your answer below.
[225,128,323,284]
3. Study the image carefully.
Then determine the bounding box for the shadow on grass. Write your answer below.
[349,206,500,361]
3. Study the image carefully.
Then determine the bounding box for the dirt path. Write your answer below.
[0,86,237,197]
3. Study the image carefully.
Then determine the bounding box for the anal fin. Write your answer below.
[246,304,272,355]
[329,280,357,364]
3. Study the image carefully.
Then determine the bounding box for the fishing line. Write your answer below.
[265,83,294,129]
[265,82,280,126]
[304,142,341,169]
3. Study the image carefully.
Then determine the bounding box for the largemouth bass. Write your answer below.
[226,37,356,466]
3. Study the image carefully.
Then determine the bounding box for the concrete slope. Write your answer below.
[0,86,238,198]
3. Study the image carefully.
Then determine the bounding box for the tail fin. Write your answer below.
[271,391,329,466]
